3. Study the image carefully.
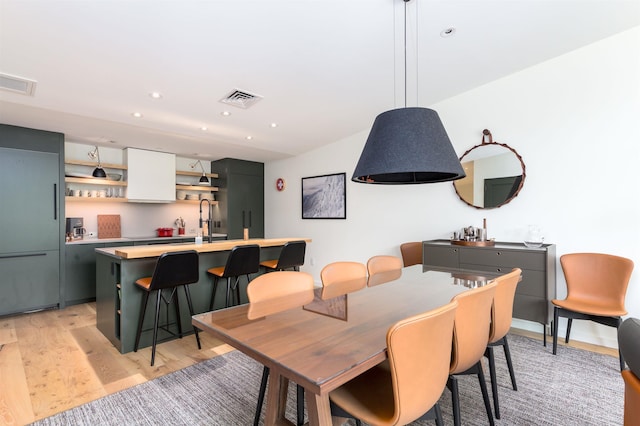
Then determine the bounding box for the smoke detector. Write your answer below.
[219,89,262,109]
[0,73,37,96]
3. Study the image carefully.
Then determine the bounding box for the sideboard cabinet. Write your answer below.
[422,239,556,342]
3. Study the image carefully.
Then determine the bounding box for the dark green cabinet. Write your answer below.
[0,124,64,316]
[211,158,264,239]
[65,242,131,305]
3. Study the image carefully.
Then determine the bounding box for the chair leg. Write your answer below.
[150,290,163,366]
[209,276,219,311]
[553,306,560,355]
[447,376,461,426]
[476,362,495,426]
[543,322,547,347]
[486,346,500,419]
[183,285,201,349]
[172,288,183,338]
[296,384,305,426]
[134,291,150,352]
[434,403,444,426]
[503,335,517,390]
[565,318,573,343]
[616,319,625,371]
[225,277,232,308]
[254,366,270,426]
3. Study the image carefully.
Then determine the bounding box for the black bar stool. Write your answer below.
[260,240,306,272]
[207,244,260,310]
[133,250,202,366]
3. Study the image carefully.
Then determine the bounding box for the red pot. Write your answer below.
[156,227,173,237]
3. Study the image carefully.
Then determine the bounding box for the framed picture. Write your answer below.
[301,172,346,219]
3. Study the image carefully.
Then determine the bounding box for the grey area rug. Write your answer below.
[32,334,623,425]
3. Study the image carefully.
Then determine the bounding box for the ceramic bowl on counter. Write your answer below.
[176,190,187,200]
[107,173,122,181]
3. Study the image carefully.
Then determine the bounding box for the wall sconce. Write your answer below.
[190,160,209,184]
[87,146,106,178]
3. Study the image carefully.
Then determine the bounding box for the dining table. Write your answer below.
[192,265,500,426]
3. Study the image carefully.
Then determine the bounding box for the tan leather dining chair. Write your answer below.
[449,281,497,426]
[329,300,458,426]
[485,268,522,419]
[400,242,423,267]
[366,255,403,287]
[552,253,634,371]
[247,271,315,426]
[320,261,367,299]
[619,318,640,426]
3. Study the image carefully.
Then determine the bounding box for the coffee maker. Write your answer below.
[65,217,85,240]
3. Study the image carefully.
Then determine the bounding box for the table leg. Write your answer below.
[265,369,290,425]
[305,390,332,426]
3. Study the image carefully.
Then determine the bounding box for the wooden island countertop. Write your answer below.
[113,237,311,259]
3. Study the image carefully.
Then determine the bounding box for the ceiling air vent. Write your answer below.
[219,89,262,109]
[0,73,37,96]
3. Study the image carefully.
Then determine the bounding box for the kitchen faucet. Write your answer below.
[199,199,212,243]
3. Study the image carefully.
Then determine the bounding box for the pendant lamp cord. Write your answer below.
[404,0,409,108]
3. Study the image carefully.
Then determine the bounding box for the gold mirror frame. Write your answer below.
[453,129,526,209]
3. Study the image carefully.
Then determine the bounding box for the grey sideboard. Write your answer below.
[422,239,556,343]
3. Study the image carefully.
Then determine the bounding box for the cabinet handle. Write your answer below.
[53,183,57,220]
[242,210,246,227]
[248,211,252,228]
[496,268,503,272]
[496,252,502,256]
[0,253,46,260]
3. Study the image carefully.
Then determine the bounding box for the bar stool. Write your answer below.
[260,240,306,272]
[208,244,260,310]
[133,250,202,366]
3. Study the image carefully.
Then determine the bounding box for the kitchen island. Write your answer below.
[95,237,311,353]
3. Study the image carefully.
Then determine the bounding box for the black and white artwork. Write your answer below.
[301,173,346,219]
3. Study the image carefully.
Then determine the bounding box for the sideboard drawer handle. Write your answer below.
[496,268,503,272]
[496,252,502,256]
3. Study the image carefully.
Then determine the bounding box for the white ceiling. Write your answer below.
[1,0,639,162]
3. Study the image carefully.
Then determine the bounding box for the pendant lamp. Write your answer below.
[352,0,465,184]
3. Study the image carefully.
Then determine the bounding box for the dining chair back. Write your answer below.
[619,318,640,426]
[366,255,403,287]
[246,271,314,426]
[400,242,423,267]
[133,250,201,366]
[207,244,261,310]
[448,281,498,426]
[485,268,522,419]
[329,300,458,426]
[552,253,634,370]
[320,261,367,299]
[260,240,307,271]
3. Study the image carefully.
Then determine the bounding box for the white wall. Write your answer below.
[265,27,640,348]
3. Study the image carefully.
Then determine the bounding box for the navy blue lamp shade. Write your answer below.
[352,107,466,184]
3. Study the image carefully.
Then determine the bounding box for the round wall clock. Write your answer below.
[276,177,286,191]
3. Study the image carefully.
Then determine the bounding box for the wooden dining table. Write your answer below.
[192,265,499,426]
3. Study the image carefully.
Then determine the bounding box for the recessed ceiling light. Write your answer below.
[270,123,278,128]
[246,136,253,140]
[149,92,163,99]
[200,126,208,131]
[221,111,231,116]
[132,112,143,118]
[440,27,456,37]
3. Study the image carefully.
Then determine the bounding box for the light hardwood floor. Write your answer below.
[0,302,233,425]
[0,302,619,425]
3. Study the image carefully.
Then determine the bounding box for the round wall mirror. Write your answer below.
[453,129,526,209]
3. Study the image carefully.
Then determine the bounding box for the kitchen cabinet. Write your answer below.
[211,158,264,239]
[0,124,65,316]
[125,148,176,202]
[422,239,556,342]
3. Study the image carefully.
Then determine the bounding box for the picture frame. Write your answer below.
[301,172,346,219]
